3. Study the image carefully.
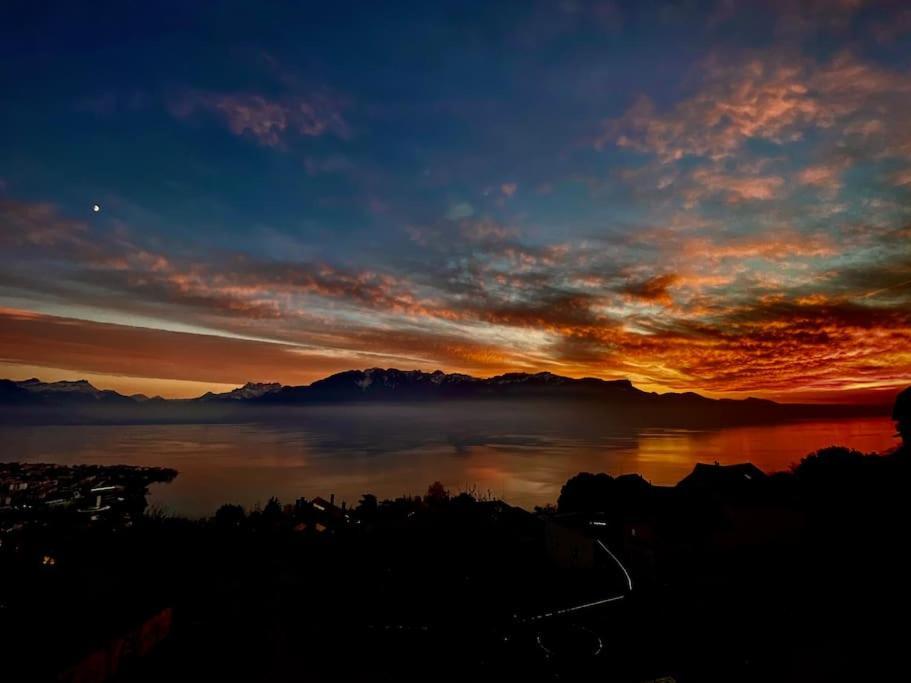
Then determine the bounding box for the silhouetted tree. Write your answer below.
[262,497,283,525]
[452,491,476,507]
[214,503,245,529]
[356,493,378,519]
[425,481,449,504]
[557,472,614,514]
[792,446,869,487]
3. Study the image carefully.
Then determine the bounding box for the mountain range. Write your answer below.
[0,378,157,404]
[0,368,888,425]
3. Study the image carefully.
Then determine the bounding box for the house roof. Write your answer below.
[677,463,767,490]
[311,496,347,519]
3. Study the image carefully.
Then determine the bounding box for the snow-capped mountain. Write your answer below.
[197,382,283,401]
[5,378,141,403]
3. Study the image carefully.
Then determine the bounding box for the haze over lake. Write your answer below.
[0,404,895,517]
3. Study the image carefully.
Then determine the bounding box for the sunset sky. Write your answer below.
[1,1,910,401]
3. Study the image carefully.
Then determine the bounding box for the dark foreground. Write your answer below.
[2,438,911,681]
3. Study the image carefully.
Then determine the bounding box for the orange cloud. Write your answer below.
[688,168,785,204]
[798,163,843,190]
[621,273,680,306]
[600,51,911,164]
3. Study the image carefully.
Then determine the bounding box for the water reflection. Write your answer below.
[0,404,896,517]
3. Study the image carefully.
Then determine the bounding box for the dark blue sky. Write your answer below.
[1,0,910,400]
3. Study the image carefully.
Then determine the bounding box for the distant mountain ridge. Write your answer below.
[256,368,654,404]
[0,369,888,426]
[198,382,283,401]
[0,378,157,404]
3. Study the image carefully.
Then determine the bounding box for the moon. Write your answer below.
[92,204,101,213]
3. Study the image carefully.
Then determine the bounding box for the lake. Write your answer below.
[0,404,897,517]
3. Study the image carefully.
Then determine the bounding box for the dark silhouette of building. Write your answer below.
[677,462,766,492]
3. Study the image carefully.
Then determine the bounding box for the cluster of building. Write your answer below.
[0,462,176,531]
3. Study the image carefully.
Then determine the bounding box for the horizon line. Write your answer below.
[3,367,905,407]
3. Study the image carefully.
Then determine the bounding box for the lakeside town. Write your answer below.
[0,462,177,528]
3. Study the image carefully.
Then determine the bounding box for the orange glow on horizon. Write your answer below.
[0,306,904,403]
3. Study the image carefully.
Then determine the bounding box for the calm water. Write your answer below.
[0,405,896,517]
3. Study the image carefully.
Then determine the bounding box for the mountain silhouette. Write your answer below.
[257,369,647,404]
[0,378,146,405]
[0,369,890,428]
[197,382,283,402]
